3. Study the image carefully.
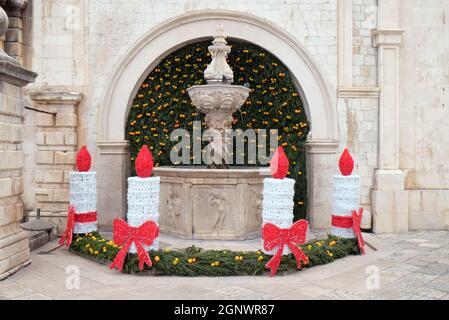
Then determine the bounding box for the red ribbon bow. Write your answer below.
[262,220,309,277]
[352,208,365,255]
[59,206,76,247]
[109,219,159,272]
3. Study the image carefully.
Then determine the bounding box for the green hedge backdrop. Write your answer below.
[126,39,310,220]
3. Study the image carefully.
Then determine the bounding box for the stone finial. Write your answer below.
[203,25,234,84]
[3,0,28,18]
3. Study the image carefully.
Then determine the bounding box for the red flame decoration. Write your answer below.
[76,146,91,172]
[339,148,354,176]
[135,145,154,178]
[270,147,289,179]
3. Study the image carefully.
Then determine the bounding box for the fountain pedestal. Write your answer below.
[155,167,270,240]
[157,26,266,240]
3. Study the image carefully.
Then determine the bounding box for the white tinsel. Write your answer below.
[261,178,295,255]
[331,175,360,239]
[127,176,160,252]
[70,172,97,234]
[74,221,98,234]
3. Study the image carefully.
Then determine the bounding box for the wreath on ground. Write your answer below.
[70,232,360,276]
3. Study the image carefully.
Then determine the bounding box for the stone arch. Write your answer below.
[96,10,339,229]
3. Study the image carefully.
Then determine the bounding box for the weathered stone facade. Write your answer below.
[0,2,37,280]
[0,0,446,244]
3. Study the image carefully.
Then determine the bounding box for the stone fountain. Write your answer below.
[153,26,270,240]
[187,25,250,168]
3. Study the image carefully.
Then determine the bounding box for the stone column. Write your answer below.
[306,140,339,230]
[372,0,408,233]
[337,0,353,88]
[0,6,37,280]
[27,91,82,235]
[96,141,129,230]
[3,0,27,65]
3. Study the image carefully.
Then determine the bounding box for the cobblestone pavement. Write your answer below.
[0,231,448,300]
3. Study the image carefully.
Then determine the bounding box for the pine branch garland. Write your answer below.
[70,232,360,277]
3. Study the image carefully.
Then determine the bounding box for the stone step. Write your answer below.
[25,230,57,251]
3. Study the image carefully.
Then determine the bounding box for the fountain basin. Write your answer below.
[154,167,270,240]
[188,84,249,124]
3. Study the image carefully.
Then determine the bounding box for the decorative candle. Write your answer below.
[261,147,295,255]
[70,146,98,234]
[331,148,360,238]
[127,145,160,252]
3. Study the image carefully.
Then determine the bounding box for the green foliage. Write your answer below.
[126,40,310,220]
[70,232,360,277]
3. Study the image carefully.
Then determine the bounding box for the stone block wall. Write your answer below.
[398,0,449,230]
[0,57,37,280]
[0,82,29,279]
[19,0,449,232]
[24,91,82,234]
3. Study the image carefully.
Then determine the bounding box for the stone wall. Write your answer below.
[400,0,449,230]
[19,0,449,232]
[0,4,37,278]
[23,91,82,234]
[0,81,29,279]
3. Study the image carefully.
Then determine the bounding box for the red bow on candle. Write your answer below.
[262,220,309,276]
[331,208,365,255]
[352,208,365,255]
[59,206,76,247]
[109,219,159,272]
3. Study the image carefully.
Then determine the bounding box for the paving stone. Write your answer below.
[426,275,449,293]
[387,249,420,262]
[418,263,449,276]
[383,273,438,293]
[415,287,447,299]
[383,263,421,276]
[318,289,367,300]
[405,259,430,267]
[418,243,442,249]
[406,239,428,244]
[438,259,449,266]
[398,293,431,300]
[1,232,449,300]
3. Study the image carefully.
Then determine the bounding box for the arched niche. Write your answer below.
[96,10,340,230]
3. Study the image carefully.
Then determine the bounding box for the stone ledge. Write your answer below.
[338,86,381,98]
[373,29,404,47]
[305,140,339,154]
[28,91,83,105]
[154,167,270,179]
[97,140,130,154]
[0,259,30,281]
[0,61,37,87]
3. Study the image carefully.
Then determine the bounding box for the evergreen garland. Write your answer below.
[70,232,360,276]
[127,40,310,220]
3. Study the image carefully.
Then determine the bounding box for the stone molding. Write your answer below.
[305,140,340,154]
[97,140,130,155]
[0,60,37,86]
[337,86,381,98]
[28,91,83,105]
[373,29,404,48]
